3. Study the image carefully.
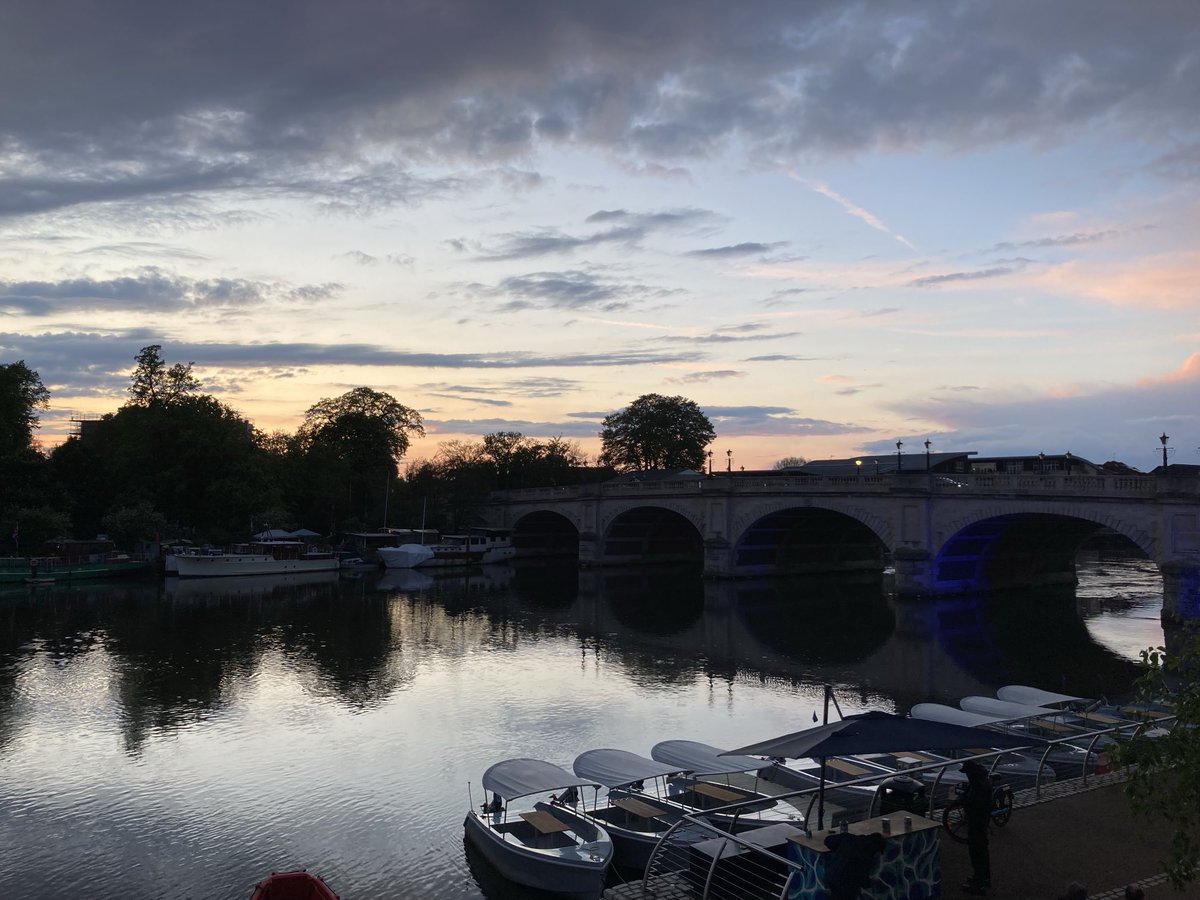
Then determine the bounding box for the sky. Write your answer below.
[2,0,1198,471]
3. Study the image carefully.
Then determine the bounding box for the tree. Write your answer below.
[298,387,424,472]
[599,393,715,472]
[128,345,201,407]
[1117,625,1200,889]
[774,456,808,469]
[0,360,50,454]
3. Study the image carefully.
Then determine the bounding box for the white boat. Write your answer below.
[463,758,613,896]
[378,528,515,569]
[173,541,338,577]
[646,740,805,830]
[570,749,702,871]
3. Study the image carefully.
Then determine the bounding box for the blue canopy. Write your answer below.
[724,710,1045,759]
[573,748,681,789]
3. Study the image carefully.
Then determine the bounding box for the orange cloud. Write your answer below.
[1039,252,1200,310]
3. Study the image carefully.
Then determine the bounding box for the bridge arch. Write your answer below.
[510,509,581,558]
[597,504,705,567]
[931,506,1157,593]
[728,501,890,577]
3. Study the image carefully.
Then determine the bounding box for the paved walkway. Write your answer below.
[938,780,1198,899]
[605,776,1200,899]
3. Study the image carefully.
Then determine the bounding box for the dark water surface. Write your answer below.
[0,555,1163,899]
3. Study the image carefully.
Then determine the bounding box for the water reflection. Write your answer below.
[0,556,1165,900]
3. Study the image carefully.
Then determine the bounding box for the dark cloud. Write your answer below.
[0,269,339,316]
[484,208,719,260]
[743,354,820,362]
[908,267,1016,288]
[685,241,784,258]
[470,270,682,312]
[987,231,1118,253]
[1,3,1194,217]
[667,370,746,383]
[2,330,705,399]
[426,417,601,439]
[657,328,801,344]
[418,377,580,398]
[705,405,874,436]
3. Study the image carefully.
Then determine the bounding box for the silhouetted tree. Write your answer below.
[127,345,201,406]
[600,394,715,472]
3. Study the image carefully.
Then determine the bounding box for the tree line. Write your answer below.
[1,349,720,552]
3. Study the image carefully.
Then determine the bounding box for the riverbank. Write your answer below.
[939,780,1197,899]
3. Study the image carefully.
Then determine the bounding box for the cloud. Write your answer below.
[1036,252,1200,309]
[685,241,784,258]
[986,230,1119,253]
[704,405,874,436]
[908,266,1019,288]
[470,270,682,312]
[483,208,720,259]
[666,369,746,383]
[790,174,917,251]
[418,377,580,398]
[0,269,340,316]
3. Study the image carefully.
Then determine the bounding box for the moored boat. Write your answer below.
[379,528,514,569]
[571,748,702,871]
[174,541,338,578]
[463,758,613,896]
[1,553,153,584]
[248,869,338,899]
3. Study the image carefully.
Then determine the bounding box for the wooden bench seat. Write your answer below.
[520,810,571,834]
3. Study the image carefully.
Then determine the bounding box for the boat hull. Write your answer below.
[463,807,611,896]
[0,558,153,584]
[174,554,338,578]
[378,543,516,569]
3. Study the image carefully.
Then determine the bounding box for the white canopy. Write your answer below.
[960,696,1059,721]
[650,740,764,776]
[253,529,294,540]
[481,758,599,801]
[996,685,1085,708]
[573,749,682,789]
[910,703,1005,727]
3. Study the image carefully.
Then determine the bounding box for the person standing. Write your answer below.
[960,761,993,894]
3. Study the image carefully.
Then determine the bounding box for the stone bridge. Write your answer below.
[479,469,1200,623]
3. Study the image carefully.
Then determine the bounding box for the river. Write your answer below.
[0,552,1163,899]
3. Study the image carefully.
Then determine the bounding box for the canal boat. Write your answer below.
[378,528,515,569]
[463,758,613,896]
[173,541,338,577]
[570,748,703,871]
[1,553,153,584]
[248,869,338,899]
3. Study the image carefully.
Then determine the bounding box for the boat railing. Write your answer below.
[642,715,1175,899]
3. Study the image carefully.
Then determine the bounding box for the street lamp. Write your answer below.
[895,440,903,473]
[707,450,713,475]
[1038,451,1045,473]
[924,439,931,471]
[1160,433,1170,469]
[726,449,732,473]
[855,459,862,478]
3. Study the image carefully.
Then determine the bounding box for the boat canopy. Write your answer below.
[573,749,682,789]
[910,703,1005,727]
[650,740,765,776]
[481,758,599,801]
[960,696,1060,721]
[996,685,1085,708]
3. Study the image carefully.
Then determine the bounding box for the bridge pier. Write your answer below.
[891,547,934,596]
[1161,559,1200,625]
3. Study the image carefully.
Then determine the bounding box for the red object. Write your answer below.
[249,870,339,900]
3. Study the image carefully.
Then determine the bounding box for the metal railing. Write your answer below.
[640,714,1176,900]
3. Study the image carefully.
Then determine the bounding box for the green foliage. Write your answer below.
[101,501,168,549]
[3,506,71,553]
[599,393,715,472]
[127,345,201,407]
[1117,625,1200,889]
[0,360,50,454]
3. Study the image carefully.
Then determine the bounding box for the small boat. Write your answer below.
[464,758,613,896]
[647,740,804,830]
[379,528,515,569]
[570,748,701,871]
[174,541,339,578]
[248,869,338,899]
[996,684,1175,727]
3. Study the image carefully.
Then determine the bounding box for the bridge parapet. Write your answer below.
[493,472,1162,503]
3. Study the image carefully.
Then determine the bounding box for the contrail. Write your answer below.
[788,171,918,252]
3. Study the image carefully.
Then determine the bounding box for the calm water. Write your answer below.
[0,555,1163,900]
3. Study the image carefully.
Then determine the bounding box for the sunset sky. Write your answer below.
[2,1,1198,471]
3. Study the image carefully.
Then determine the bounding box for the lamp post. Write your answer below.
[1038,451,1045,473]
[707,450,713,475]
[726,449,732,473]
[924,439,931,471]
[895,440,903,473]
[1160,433,1170,469]
[855,459,862,478]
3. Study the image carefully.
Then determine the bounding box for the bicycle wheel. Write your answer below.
[992,788,1014,828]
[942,801,968,843]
